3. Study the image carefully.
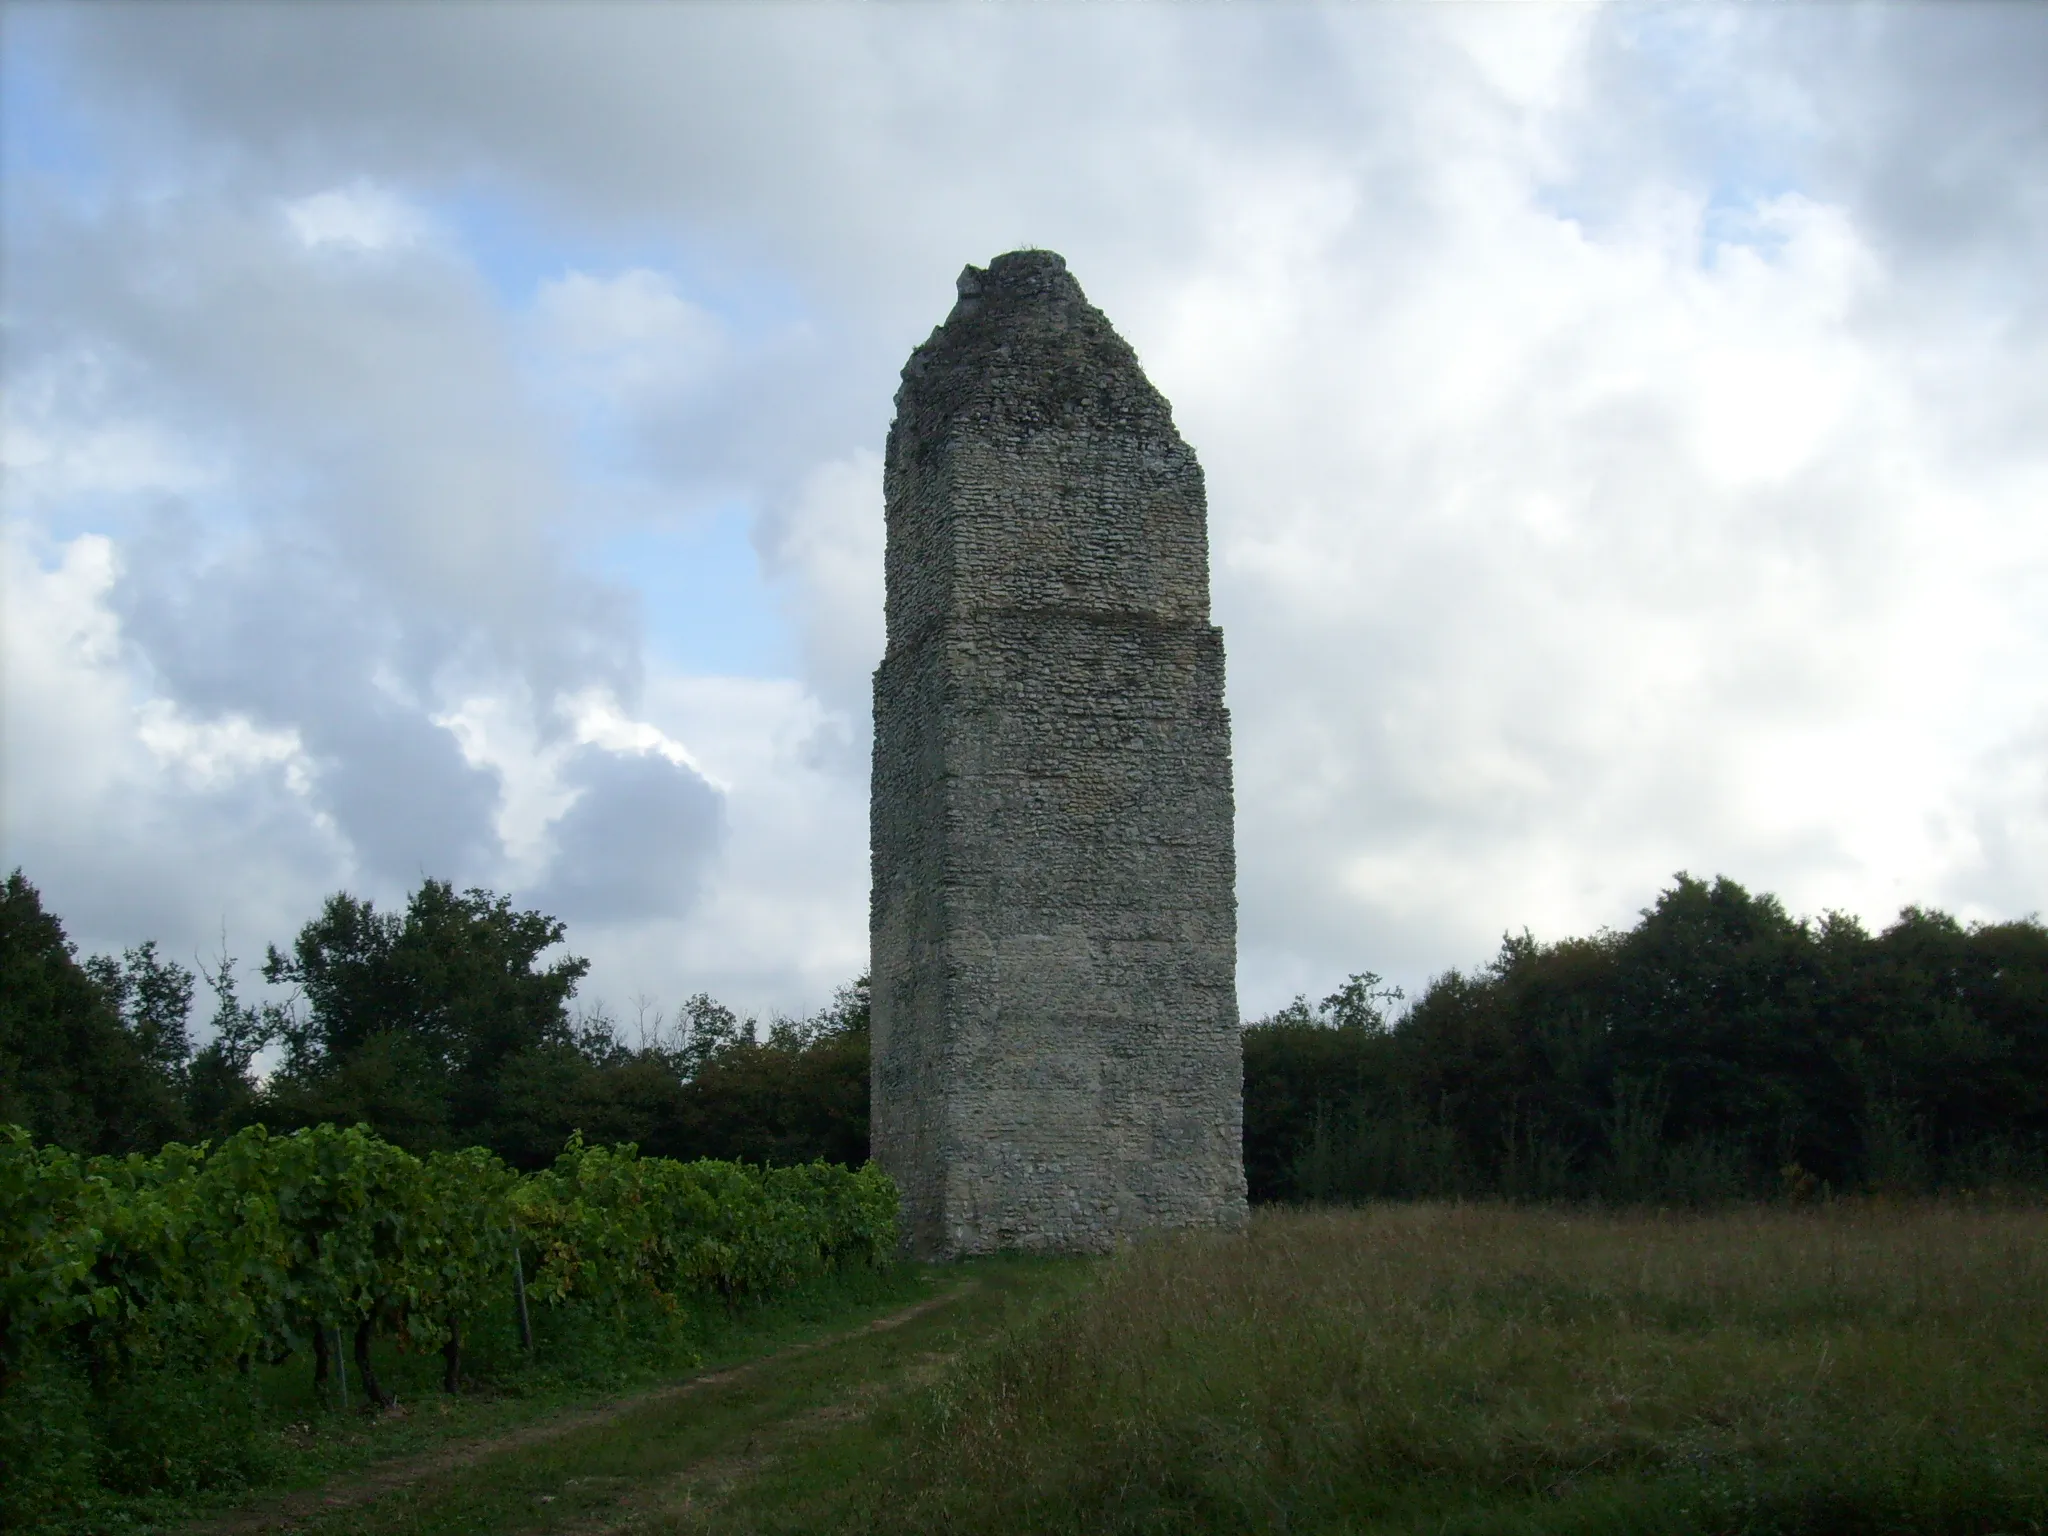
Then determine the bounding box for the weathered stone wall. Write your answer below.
[871,250,1248,1257]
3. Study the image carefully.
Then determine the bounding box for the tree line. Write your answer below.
[1246,874,2048,1204]
[8,867,2047,1204]
[1,871,867,1172]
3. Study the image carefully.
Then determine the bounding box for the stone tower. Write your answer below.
[870,249,1247,1258]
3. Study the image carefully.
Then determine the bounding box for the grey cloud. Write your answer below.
[319,712,501,886]
[1575,7,2048,300]
[109,512,504,887]
[5,758,343,977]
[13,191,640,701]
[532,746,722,924]
[1777,6,2048,270]
[35,8,1450,405]
[49,8,1320,247]
[5,155,656,922]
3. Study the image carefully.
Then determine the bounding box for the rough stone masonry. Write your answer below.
[870,249,1249,1257]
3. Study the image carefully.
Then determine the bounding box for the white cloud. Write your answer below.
[1,351,224,509]
[136,699,310,794]
[533,268,724,405]
[564,689,717,783]
[756,449,884,718]
[0,526,351,968]
[282,180,431,254]
[1437,5,1594,122]
[2,531,133,815]
[635,673,869,1005]
[432,686,577,874]
[1114,54,2047,999]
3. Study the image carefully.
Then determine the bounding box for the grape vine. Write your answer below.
[0,1122,897,1410]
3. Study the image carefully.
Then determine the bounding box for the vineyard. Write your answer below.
[0,1121,897,1528]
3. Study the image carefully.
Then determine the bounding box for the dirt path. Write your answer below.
[558,1346,959,1536]
[184,1285,976,1536]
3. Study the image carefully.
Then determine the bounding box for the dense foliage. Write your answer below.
[0,1120,896,1526]
[259,883,591,1152]
[1246,874,2048,1204]
[0,873,189,1153]
[0,872,870,1171]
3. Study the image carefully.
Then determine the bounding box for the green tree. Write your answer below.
[666,980,869,1166]
[1242,873,2048,1206]
[0,871,183,1152]
[184,942,276,1138]
[1240,981,1406,1203]
[489,978,874,1170]
[83,941,196,1084]
[261,881,590,1153]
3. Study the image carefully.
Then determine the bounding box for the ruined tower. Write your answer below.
[870,249,1247,1257]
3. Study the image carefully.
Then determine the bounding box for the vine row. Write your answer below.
[0,1122,897,1408]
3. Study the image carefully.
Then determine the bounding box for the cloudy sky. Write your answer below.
[4,3,2045,1032]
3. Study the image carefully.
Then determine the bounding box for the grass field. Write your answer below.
[168,1201,2048,1535]
[756,1201,2048,1536]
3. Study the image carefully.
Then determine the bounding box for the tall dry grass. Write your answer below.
[841,1203,2048,1534]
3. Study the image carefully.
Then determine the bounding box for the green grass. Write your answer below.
[266,1253,1094,1536]
[710,1202,2048,1536]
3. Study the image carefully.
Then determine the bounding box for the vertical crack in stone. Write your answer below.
[871,250,1248,1257]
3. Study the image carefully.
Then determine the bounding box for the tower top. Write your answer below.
[894,248,1171,438]
[955,247,1073,299]
[883,250,1210,651]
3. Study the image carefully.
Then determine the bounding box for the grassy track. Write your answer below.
[180,1255,1093,1536]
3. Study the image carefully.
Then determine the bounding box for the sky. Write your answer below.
[3,2,2045,1036]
